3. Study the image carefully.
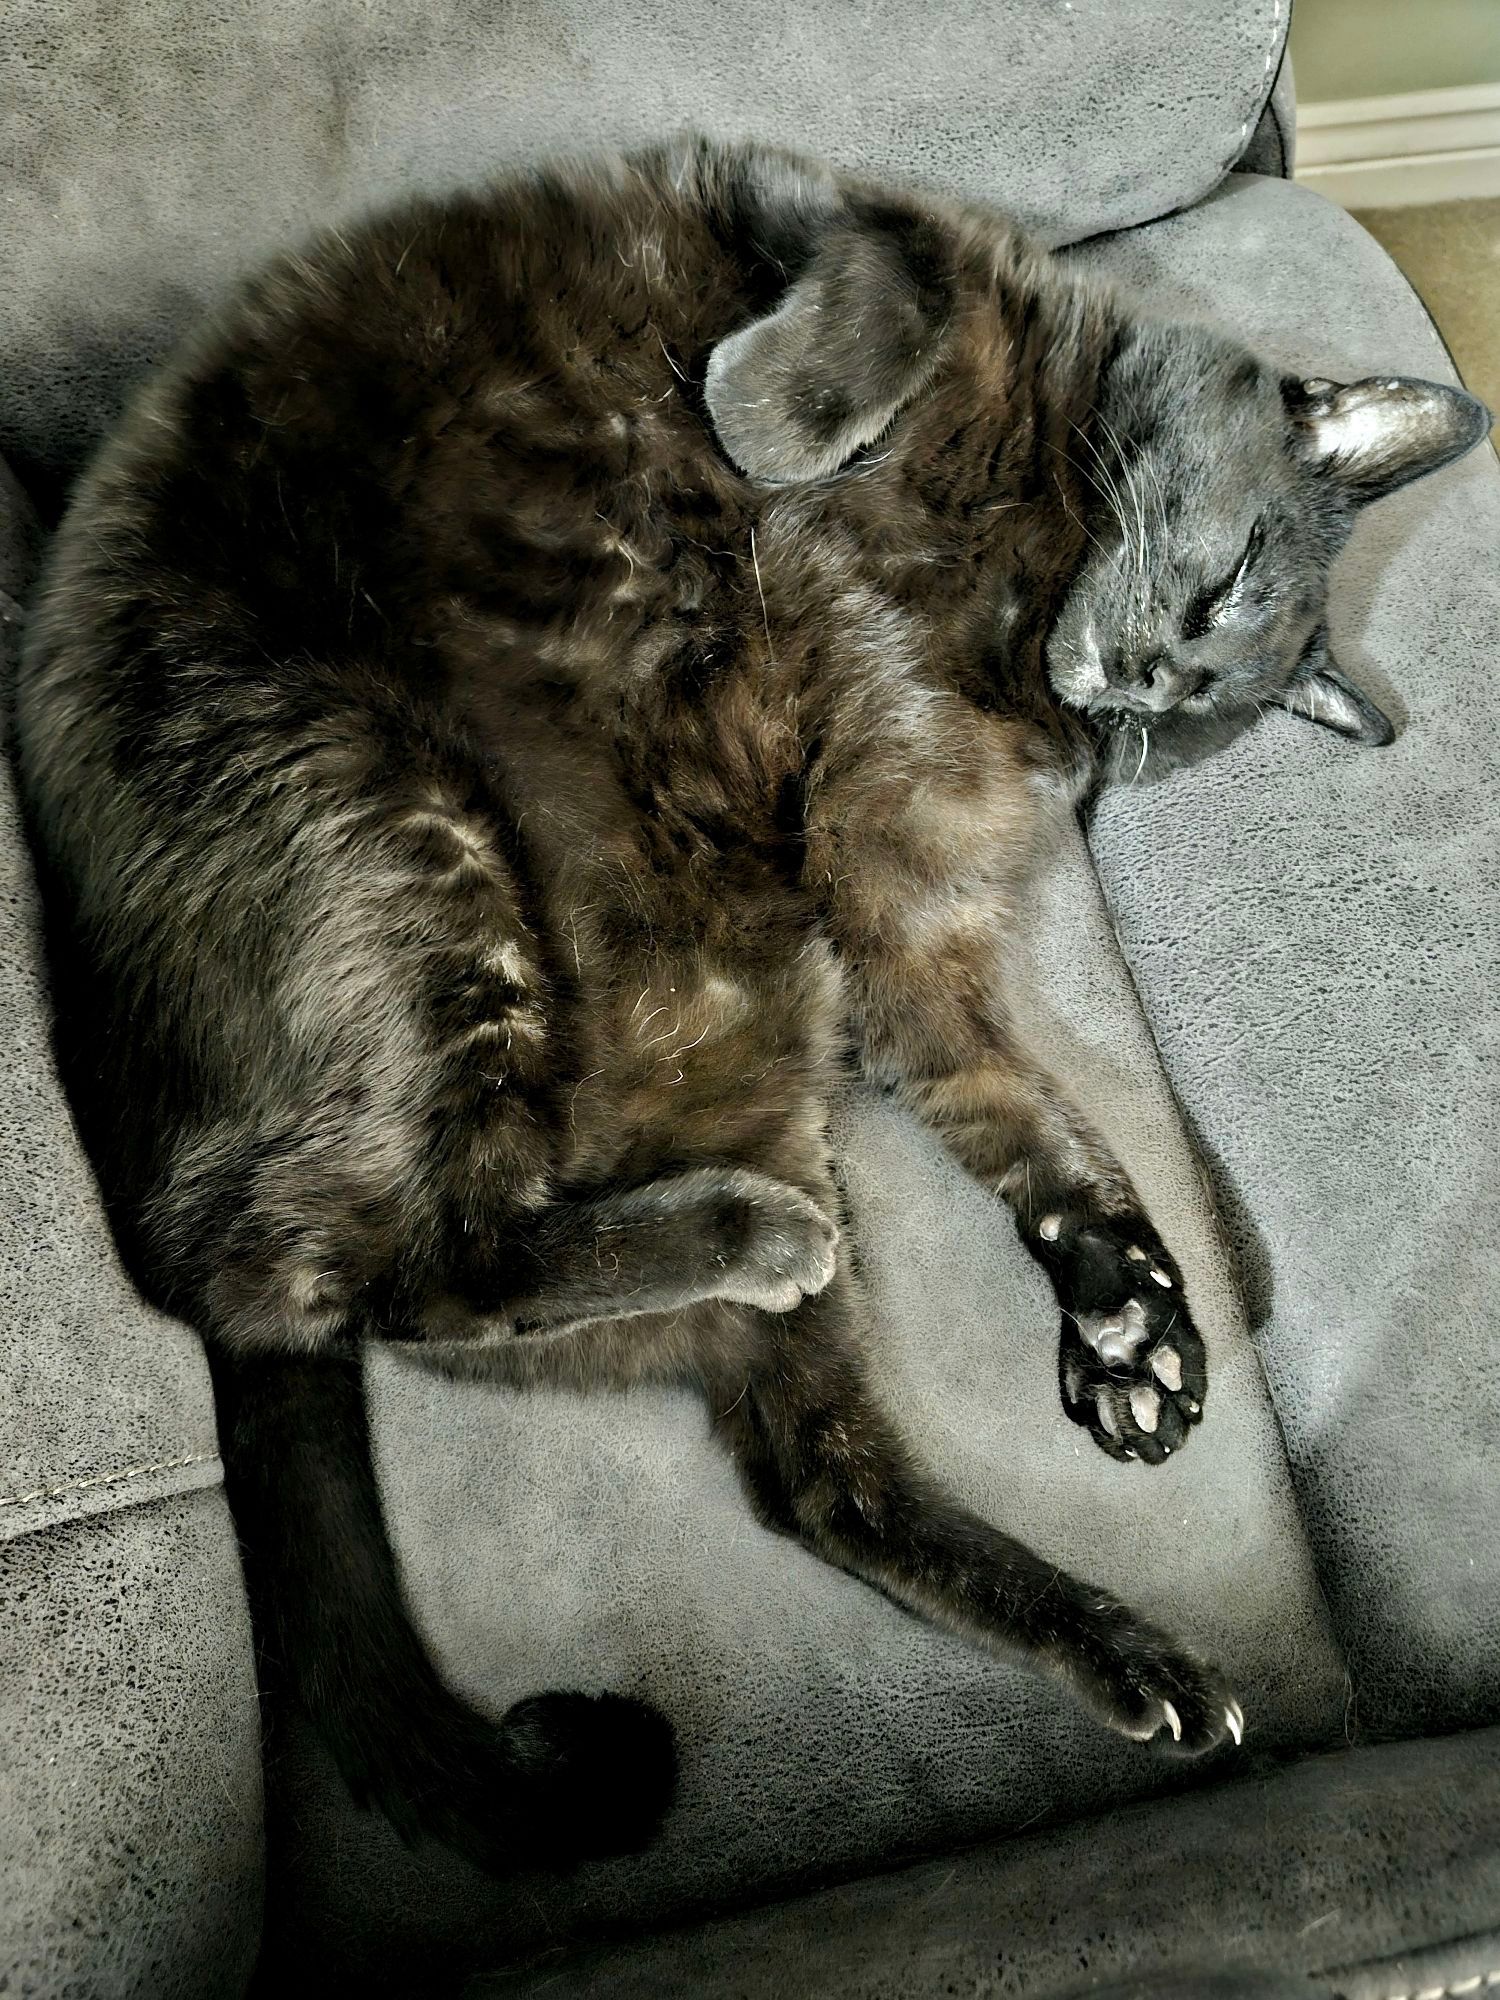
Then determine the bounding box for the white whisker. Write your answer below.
[749,524,774,658]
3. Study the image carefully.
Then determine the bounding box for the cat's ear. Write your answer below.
[704,209,954,483]
[1274,629,1394,747]
[1283,374,1492,504]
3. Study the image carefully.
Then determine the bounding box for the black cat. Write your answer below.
[16,137,1489,1870]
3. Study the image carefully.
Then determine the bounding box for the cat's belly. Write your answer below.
[547,915,848,1192]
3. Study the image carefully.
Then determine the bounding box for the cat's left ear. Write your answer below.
[1274,628,1395,747]
[704,206,954,483]
[1283,374,1492,503]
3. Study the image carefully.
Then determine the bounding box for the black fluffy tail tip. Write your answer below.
[502,1689,679,1863]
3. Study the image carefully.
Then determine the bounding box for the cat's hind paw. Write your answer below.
[1068,1617,1244,1758]
[1058,1305,1206,1464]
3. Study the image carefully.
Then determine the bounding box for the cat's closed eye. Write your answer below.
[1182,517,1264,642]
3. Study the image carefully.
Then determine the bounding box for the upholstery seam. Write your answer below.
[1238,0,1284,150]
[1377,1970,1500,2000]
[0,1449,218,1512]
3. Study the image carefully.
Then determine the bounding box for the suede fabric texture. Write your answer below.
[0,459,265,1993]
[1070,173,1500,1742]
[2,0,1288,513]
[1238,42,1295,177]
[0,468,226,1545]
[472,1729,1500,1999]
[0,1495,264,2000]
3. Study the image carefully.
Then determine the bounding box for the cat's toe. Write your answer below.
[1074,1624,1243,1759]
[1137,1686,1243,1756]
[1060,1313,1204,1465]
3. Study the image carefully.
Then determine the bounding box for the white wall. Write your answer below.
[1290,0,1500,103]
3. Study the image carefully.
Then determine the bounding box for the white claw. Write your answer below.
[1150,1267,1173,1288]
[1185,1396,1201,1415]
[1095,1392,1120,1438]
[1063,1357,1086,1404]
[1152,1345,1184,1392]
[1161,1700,1182,1742]
[1039,1213,1062,1241]
[1129,1384,1161,1434]
[1225,1703,1244,1746]
[1126,1244,1149,1263]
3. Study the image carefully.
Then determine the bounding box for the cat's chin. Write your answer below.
[1089,702,1258,786]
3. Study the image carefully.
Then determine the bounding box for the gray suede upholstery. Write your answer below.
[0,470,264,1994]
[4,5,1498,1998]
[1238,44,1296,177]
[0,1498,263,2000]
[475,1729,1500,1998]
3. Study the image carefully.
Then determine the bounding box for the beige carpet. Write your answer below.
[1352,197,1500,416]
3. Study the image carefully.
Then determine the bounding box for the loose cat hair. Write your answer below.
[16,136,1489,1871]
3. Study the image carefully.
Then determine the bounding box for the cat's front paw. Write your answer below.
[1032,1210,1205,1464]
[712,1172,839,1313]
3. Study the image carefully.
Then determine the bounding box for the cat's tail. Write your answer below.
[210,1347,676,1872]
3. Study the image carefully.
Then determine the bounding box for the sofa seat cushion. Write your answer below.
[0,1494,263,2000]
[482,1727,1500,1999]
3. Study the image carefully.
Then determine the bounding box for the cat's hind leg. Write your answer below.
[706,1261,1243,1755]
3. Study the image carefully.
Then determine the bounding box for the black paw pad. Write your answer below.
[1033,1211,1207,1464]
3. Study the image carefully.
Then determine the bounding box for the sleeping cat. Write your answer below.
[16,136,1488,1873]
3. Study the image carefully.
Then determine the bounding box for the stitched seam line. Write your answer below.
[1238,0,1285,146]
[1380,1969,1500,2000]
[0,1450,218,1511]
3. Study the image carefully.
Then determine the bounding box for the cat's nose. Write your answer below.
[1122,655,1201,712]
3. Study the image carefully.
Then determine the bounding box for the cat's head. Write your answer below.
[1043,323,1491,778]
[700,161,1491,778]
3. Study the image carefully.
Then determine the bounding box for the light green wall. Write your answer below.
[1290,0,1500,101]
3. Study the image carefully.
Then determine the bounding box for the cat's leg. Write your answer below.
[139,718,723,1875]
[894,1044,1206,1467]
[706,1265,1241,1752]
[412,1164,839,1341]
[201,1149,836,1868]
[812,724,1205,1463]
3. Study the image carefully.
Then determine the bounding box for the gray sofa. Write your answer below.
[3,4,1498,1995]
